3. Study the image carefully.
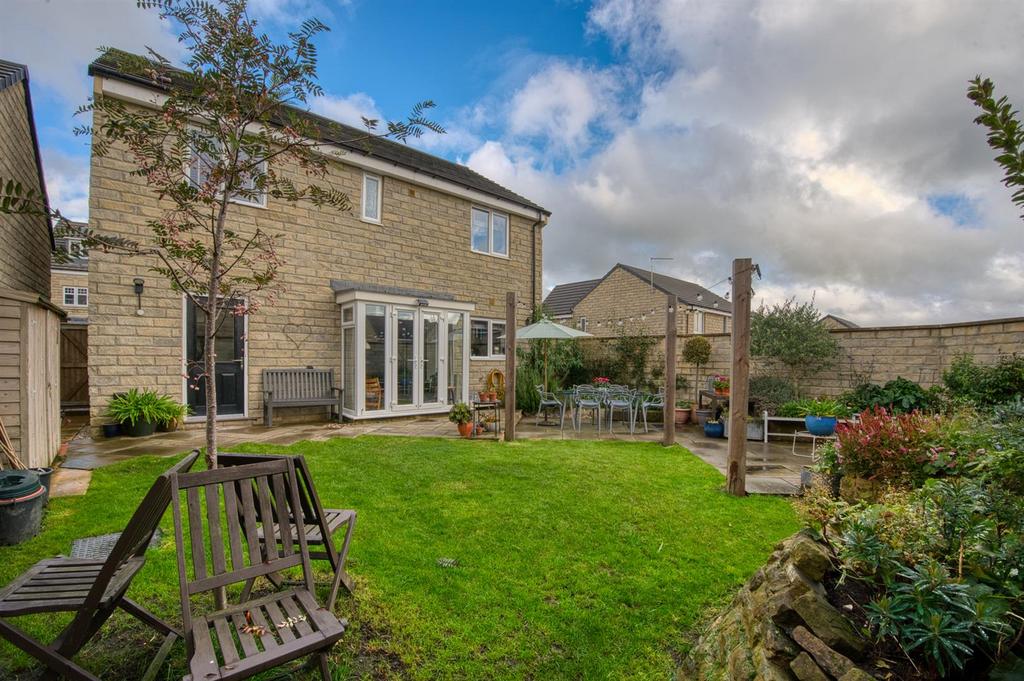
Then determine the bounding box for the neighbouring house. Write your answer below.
[0,59,62,466]
[544,263,731,337]
[51,223,89,412]
[821,313,859,330]
[86,52,549,427]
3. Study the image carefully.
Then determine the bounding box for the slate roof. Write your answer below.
[0,59,53,249]
[542,279,601,317]
[88,50,549,216]
[330,279,456,302]
[822,314,859,329]
[617,264,732,312]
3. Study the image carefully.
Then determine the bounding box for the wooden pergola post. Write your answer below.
[504,291,517,442]
[726,258,752,496]
[663,294,677,447]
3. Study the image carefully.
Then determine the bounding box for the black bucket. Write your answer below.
[31,467,53,504]
[102,423,121,438]
[0,470,45,546]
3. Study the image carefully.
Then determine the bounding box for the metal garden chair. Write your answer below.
[638,389,666,433]
[574,385,602,433]
[219,452,357,611]
[605,388,637,434]
[535,385,567,428]
[0,449,200,681]
[169,457,346,681]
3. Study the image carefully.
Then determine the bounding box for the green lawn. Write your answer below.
[0,436,798,679]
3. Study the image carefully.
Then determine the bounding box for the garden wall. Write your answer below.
[583,316,1024,398]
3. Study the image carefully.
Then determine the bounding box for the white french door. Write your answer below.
[391,307,447,411]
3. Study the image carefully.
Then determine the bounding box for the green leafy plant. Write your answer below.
[106,389,179,427]
[160,400,190,429]
[943,354,1024,408]
[682,336,712,404]
[515,364,543,415]
[448,402,473,425]
[751,298,839,396]
[843,378,942,414]
[749,375,796,416]
[778,397,852,418]
[609,321,657,387]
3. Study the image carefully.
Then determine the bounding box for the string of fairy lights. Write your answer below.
[525,263,762,330]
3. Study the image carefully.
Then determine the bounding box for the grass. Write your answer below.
[0,436,798,679]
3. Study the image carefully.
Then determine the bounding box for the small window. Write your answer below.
[60,238,85,259]
[471,319,506,359]
[76,288,88,306]
[578,317,588,332]
[362,173,381,222]
[63,287,75,306]
[63,287,87,307]
[186,130,266,207]
[342,306,354,324]
[470,207,509,256]
[694,310,705,334]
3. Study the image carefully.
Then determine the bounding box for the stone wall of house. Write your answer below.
[50,270,90,320]
[0,83,51,299]
[685,530,877,681]
[585,317,1024,399]
[569,266,730,337]
[86,98,542,427]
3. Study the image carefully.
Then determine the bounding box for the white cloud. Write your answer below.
[310,93,384,129]
[41,148,90,222]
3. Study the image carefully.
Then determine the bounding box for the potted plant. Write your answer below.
[712,375,730,396]
[449,402,474,437]
[105,388,173,437]
[796,398,850,436]
[674,400,692,425]
[158,401,190,432]
[592,376,610,387]
[703,416,725,438]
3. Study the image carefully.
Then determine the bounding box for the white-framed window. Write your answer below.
[58,237,86,259]
[470,318,506,359]
[577,317,588,332]
[186,130,267,208]
[362,173,382,223]
[63,286,88,307]
[470,207,509,257]
[694,310,705,334]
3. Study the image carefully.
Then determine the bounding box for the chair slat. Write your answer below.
[230,612,260,658]
[222,482,244,572]
[263,600,295,643]
[279,593,315,637]
[186,487,207,581]
[256,476,278,562]
[238,480,261,569]
[212,617,240,666]
[271,473,294,556]
[205,484,227,576]
[249,605,279,650]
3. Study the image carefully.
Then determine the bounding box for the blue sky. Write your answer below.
[4,0,1024,325]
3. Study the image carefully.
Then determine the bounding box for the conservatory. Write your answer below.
[333,281,474,420]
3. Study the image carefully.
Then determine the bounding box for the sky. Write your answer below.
[3,0,1023,326]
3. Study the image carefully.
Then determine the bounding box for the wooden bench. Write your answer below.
[262,368,343,427]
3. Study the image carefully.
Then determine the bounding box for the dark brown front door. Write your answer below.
[185,299,245,416]
[59,325,89,408]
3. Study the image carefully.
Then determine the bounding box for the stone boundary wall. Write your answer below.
[583,317,1024,398]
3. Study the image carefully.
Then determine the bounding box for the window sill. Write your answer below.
[471,355,506,361]
[470,249,510,260]
[360,216,382,226]
[229,197,267,209]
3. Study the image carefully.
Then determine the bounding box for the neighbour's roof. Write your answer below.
[0,59,53,249]
[616,264,732,312]
[542,279,601,317]
[88,50,549,216]
[51,221,89,271]
[822,314,859,329]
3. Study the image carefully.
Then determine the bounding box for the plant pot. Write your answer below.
[715,389,729,396]
[457,422,473,438]
[0,470,45,546]
[746,420,765,441]
[102,423,121,438]
[703,421,725,438]
[158,419,181,433]
[804,415,837,437]
[674,408,691,425]
[695,408,713,426]
[31,467,53,503]
[121,419,157,438]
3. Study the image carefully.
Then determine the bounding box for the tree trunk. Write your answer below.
[204,201,229,470]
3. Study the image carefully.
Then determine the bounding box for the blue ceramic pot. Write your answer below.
[805,415,837,437]
[703,421,725,438]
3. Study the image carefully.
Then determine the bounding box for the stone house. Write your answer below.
[86,53,549,427]
[0,59,61,466]
[544,263,731,337]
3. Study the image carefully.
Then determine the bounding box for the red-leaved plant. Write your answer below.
[836,407,947,484]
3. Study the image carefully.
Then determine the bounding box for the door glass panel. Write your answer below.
[447,313,464,404]
[422,313,439,403]
[396,310,415,406]
[365,304,386,410]
[186,298,244,416]
[342,326,355,410]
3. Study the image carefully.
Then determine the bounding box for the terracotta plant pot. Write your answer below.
[457,422,473,438]
[674,408,691,425]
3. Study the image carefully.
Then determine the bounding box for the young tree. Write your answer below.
[968,76,1024,219]
[681,335,711,404]
[750,298,838,396]
[2,0,441,468]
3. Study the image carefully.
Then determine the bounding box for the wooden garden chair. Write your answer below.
[0,449,200,681]
[170,457,346,681]
[218,452,356,610]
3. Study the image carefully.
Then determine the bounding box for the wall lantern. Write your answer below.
[133,277,145,315]
[415,298,429,307]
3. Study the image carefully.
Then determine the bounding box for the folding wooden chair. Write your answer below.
[0,449,200,681]
[170,457,346,681]
[219,452,356,610]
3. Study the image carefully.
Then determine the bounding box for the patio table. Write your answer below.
[470,400,501,440]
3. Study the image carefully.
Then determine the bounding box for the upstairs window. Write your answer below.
[471,207,509,257]
[186,131,266,207]
[58,237,86,260]
[362,173,382,222]
[577,317,588,332]
[63,286,88,307]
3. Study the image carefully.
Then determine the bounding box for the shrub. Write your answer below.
[448,402,472,425]
[750,298,839,396]
[944,353,1024,407]
[835,408,950,484]
[106,388,181,427]
[682,336,712,403]
[609,323,658,387]
[777,397,853,418]
[515,364,543,414]
[842,377,942,414]
[749,376,796,415]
